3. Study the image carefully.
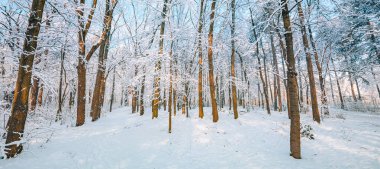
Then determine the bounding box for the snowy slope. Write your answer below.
[1,107,379,169]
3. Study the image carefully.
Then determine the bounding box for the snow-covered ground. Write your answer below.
[1,107,380,169]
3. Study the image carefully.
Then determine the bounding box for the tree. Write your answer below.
[75,0,98,126]
[5,0,46,158]
[296,1,320,123]
[207,0,219,122]
[281,0,301,159]
[90,0,118,121]
[230,0,238,119]
[270,32,282,112]
[152,0,170,119]
[197,0,205,119]
[249,8,270,115]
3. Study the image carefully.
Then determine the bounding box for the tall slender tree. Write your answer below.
[270,32,282,112]
[250,8,270,115]
[197,0,205,119]
[152,0,170,118]
[296,1,320,123]
[281,0,301,159]
[230,0,238,119]
[207,0,219,122]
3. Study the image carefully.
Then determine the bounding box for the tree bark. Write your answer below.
[281,0,301,159]
[37,83,43,106]
[307,24,329,115]
[328,63,335,104]
[5,0,46,158]
[331,58,345,109]
[349,71,357,102]
[197,0,205,119]
[140,67,146,115]
[297,1,320,123]
[207,0,218,122]
[132,66,138,113]
[109,68,116,112]
[355,78,362,100]
[249,8,270,114]
[230,0,238,119]
[29,76,40,111]
[90,0,115,121]
[152,0,170,119]
[75,0,99,127]
[275,23,290,118]
[270,34,282,112]
[297,55,304,108]
[56,45,66,121]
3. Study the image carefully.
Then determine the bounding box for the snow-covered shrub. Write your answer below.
[301,124,314,140]
[239,108,248,115]
[335,113,346,120]
[344,101,380,113]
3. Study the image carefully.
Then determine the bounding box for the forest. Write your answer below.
[0,0,379,168]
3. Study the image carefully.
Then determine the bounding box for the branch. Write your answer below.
[83,0,98,37]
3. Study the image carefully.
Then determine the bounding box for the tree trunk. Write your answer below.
[75,0,110,126]
[270,34,282,112]
[332,58,345,109]
[228,81,231,110]
[297,1,320,123]
[262,41,272,111]
[152,0,170,119]
[56,46,66,121]
[328,64,336,104]
[185,83,189,117]
[306,85,310,105]
[76,0,94,126]
[307,25,329,116]
[29,76,40,111]
[349,72,357,102]
[91,43,105,120]
[371,67,380,99]
[140,67,146,115]
[216,75,220,108]
[297,55,304,109]
[168,88,172,133]
[355,78,362,100]
[90,0,114,121]
[37,84,43,106]
[250,8,270,114]
[220,75,225,108]
[163,88,166,111]
[76,13,87,126]
[207,0,218,122]
[168,41,173,132]
[275,23,290,117]
[173,86,177,116]
[230,0,238,119]
[132,66,138,113]
[109,68,116,112]
[257,83,261,107]
[69,87,75,110]
[5,0,46,158]
[281,0,301,159]
[120,89,124,106]
[238,52,249,110]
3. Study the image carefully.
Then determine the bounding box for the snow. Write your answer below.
[1,107,380,169]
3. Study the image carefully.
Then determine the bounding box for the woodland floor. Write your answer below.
[1,106,380,169]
